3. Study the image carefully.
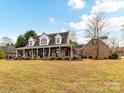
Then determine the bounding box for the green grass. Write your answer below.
[0,59,124,93]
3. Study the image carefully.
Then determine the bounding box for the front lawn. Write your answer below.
[0,59,124,93]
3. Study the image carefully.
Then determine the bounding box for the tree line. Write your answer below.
[0,30,37,59]
[15,30,37,48]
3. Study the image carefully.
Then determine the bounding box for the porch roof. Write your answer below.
[16,44,73,50]
[73,44,85,50]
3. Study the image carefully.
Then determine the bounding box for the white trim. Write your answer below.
[55,34,62,44]
[66,31,70,44]
[55,38,62,44]
[16,44,73,50]
[39,33,50,46]
[28,37,35,46]
[55,34,62,38]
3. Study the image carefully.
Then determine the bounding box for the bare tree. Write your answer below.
[1,37,13,46]
[120,25,124,31]
[85,13,108,59]
[108,37,119,52]
[69,31,77,44]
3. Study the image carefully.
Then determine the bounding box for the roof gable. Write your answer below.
[82,39,109,50]
[39,32,50,39]
[55,34,62,38]
[74,44,85,50]
[29,31,69,46]
[28,37,36,42]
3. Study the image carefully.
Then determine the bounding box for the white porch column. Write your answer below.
[36,48,39,59]
[23,49,25,57]
[16,49,18,57]
[70,45,73,59]
[49,48,51,59]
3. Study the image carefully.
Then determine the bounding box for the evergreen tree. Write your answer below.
[15,30,37,48]
[15,35,26,48]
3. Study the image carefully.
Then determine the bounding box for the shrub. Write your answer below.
[83,56,87,59]
[19,57,24,60]
[50,57,55,60]
[24,57,31,60]
[8,56,13,59]
[43,57,49,60]
[56,57,62,60]
[0,49,5,59]
[109,52,119,59]
[73,55,81,60]
[95,57,98,59]
[14,56,25,60]
[89,56,93,59]
[104,57,107,59]
[14,57,18,60]
[64,56,70,60]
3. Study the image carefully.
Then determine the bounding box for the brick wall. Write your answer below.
[82,39,110,59]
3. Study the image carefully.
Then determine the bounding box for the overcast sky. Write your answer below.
[0,0,124,46]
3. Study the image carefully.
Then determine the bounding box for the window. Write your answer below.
[56,38,60,44]
[29,41,33,46]
[55,34,62,44]
[41,38,47,45]
[56,38,61,44]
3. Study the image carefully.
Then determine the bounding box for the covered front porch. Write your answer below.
[16,44,74,60]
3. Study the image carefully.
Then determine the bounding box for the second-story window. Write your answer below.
[57,38,60,44]
[55,34,62,44]
[41,38,47,45]
[29,41,33,46]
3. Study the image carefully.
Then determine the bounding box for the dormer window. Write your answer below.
[41,38,47,45]
[39,33,50,46]
[29,41,33,46]
[56,38,61,44]
[55,34,62,44]
[28,37,35,46]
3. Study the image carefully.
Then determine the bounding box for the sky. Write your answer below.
[0,0,124,46]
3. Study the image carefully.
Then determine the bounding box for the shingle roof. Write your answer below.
[74,44,85,49]
[27,32,69,47]
[48,32,69,45]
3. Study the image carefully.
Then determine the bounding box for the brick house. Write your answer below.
[74,39,110,59]
[16,31,110,60]
[16,32,74,59]
[0,45,16,59]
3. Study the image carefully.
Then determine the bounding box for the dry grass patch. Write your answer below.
[0,59,124,93]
